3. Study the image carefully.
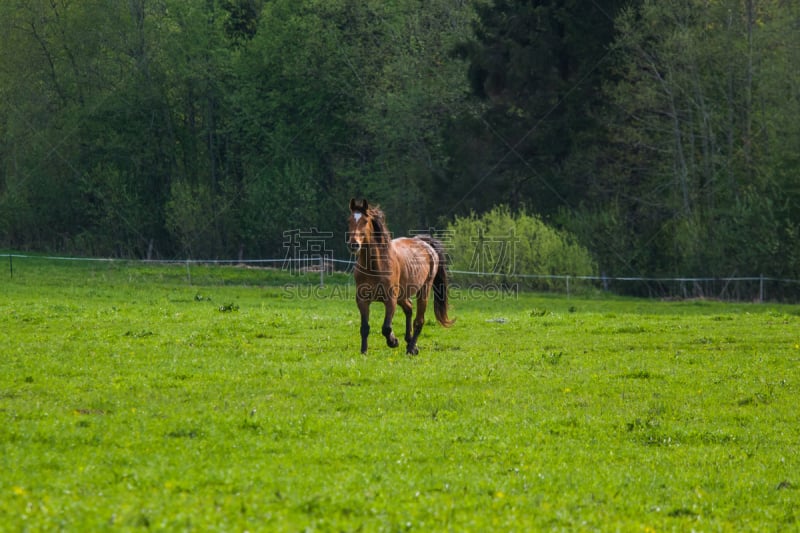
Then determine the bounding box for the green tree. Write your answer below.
[0,0,480,258]
[0,0,111,249]
[230,0,477,253]
[348,0,477,230]
[578,0,800,281]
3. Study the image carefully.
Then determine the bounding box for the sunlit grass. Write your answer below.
[1,258,799,530]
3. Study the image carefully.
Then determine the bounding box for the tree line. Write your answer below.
[2,0,799,287]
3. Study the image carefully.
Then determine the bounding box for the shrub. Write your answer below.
[445,205,597,291]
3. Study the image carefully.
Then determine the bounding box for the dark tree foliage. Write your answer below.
[221,0,262,42]
[1,0,799,291]
[447,0,632,217]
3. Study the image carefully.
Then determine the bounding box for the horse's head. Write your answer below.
[348,198,371,254]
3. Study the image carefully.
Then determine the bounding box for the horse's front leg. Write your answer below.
[357,299,370,354]
[382,299,399,349]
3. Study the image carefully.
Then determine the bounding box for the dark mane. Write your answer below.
[367,206,391,245]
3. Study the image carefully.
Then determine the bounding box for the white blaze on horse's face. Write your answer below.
[348,211,366,253]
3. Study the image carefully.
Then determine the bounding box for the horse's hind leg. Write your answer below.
[406,295,428,356]
[382,300,399,349]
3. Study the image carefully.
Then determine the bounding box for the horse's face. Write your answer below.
[347,209,370,254]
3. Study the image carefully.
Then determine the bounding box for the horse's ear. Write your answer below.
[350,198,369,213]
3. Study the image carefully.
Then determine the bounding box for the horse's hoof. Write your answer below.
[387,337,399,348]
[406,346,419,356]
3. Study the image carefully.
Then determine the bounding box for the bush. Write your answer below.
[445,206,597,291]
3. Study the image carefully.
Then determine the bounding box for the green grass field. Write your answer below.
[1,257,799,531]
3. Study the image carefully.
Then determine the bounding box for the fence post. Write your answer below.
[759,274,764,303]
[8,254,12,279]
[319,256,324,288]
[566,275,571,298]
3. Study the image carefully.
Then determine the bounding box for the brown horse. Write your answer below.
[347,198,453,355]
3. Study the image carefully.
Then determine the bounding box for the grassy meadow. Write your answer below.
[1,256,799,531]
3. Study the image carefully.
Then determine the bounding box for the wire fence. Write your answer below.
[4,252,800,303]
[444,268,800,302]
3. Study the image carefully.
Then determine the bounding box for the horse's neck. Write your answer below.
[357,241,393,274]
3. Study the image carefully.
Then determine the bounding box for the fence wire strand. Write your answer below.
[5,253,800,302]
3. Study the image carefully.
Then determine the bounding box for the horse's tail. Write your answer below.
[418,235,454,328]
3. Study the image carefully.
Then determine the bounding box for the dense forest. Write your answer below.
[1,0,799,283]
